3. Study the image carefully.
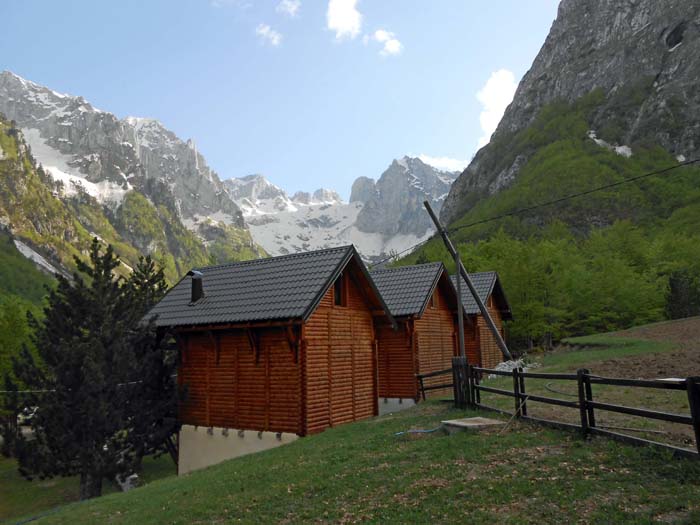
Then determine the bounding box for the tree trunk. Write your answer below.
[79,472,103,500]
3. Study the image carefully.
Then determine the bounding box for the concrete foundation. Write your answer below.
[378,397,416,416]
[178,425,299,475]
[441,417,506,434]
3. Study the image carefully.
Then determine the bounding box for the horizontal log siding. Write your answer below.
[178,329,301,434]
[415,286,457,398]
[376,320,417,399]
[476,298,505,369]
[304,274,377,434]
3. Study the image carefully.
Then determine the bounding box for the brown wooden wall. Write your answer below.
[475,297,505,369]
[303,273,378,434]
[178,329,302,434]
[376,320,417,399]
[414,285,457,397]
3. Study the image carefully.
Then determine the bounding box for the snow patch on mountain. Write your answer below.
[22,128,131,206]
[587,130,633,158]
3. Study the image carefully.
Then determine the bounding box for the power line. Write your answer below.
[448,158,700,235]
[368,235,436,269]
[369,157,699,269]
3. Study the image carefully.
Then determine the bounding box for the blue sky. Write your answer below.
[1,0,559,198]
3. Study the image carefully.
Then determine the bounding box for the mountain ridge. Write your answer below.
[0,70,461,279]
[224,156,457,261]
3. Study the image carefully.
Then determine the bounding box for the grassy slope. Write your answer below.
[26,401,700,524]
[0,231,53,305]
[0,455,175,523]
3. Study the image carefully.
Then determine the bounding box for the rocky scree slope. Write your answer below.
[441,0,700,226]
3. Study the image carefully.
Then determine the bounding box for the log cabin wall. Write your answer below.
[178,328,302,434]
[475,296,505,369]
[464,319,481,366]
[303,271,378,434]
[376,319,417,399]
[414,284,457,398]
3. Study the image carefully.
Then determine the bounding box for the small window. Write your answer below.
[334,273,346,307]
[429,291,437,308]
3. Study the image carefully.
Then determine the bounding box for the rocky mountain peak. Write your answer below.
[224,174,287,202]
[354,156,458,238]
[311,188,343,204]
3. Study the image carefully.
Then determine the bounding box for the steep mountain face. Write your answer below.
[224,157,457,262]
[442,0,700,224]
[0,71,244,228]
[404,0,700,347]
[0,73,260,283]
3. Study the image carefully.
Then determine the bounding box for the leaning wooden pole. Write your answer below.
[455,252,466,357]
[423,201,513,361]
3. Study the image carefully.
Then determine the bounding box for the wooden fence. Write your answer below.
[416,356,700,457]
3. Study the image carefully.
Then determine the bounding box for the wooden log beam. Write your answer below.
[423,201,512,361]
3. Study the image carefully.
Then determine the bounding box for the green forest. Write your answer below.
[401,89,700,349]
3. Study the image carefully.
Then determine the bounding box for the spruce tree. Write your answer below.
[123,256,179,466]
[11,240,176,499]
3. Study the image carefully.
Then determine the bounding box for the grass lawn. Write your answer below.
[478,332,697,450]
[0,453,175,524]
[16,401,700,524]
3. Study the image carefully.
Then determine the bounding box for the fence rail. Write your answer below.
[416,357,700,457]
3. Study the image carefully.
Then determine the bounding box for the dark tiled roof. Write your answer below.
[450,272,499,315]
[148,245,375,327]
[371,263,444,317]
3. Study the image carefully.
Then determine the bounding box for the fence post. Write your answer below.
[583,368,595,429]
[467,365,474,407]
[452,359,460,408]
[512,368,521,417]
[518,367,527,417]
[577,368,589,436]
[452,356,466,409]
[686,377,700,454]
[462,359,472,408]
[473,367,481,405]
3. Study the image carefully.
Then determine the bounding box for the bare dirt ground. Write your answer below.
[598,316,700,378]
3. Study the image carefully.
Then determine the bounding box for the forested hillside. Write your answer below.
[402,90,700,348]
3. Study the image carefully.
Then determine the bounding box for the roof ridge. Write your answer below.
[450,270,497,278]
[192,245,354,272]
[371,261,443,274]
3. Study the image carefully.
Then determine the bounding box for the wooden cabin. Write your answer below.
[371,262,466,408]
[451,272,513,368]
[148,245,396,474]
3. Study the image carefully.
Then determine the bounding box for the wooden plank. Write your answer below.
[588,401,693,425]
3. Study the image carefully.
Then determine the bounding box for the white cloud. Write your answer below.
[373,29,402,56]
[256,24,283,46]
[418,154,468,173]
[327,0,362,40]
[476,69,518,148]
[276,0,301,17]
